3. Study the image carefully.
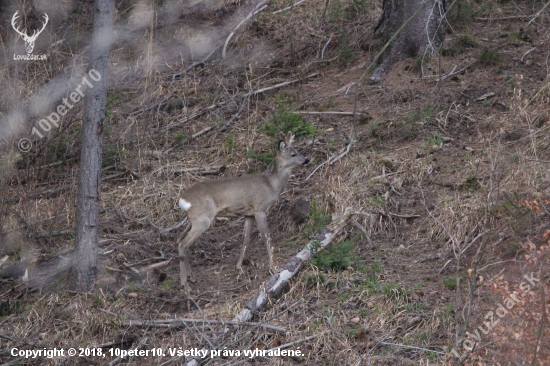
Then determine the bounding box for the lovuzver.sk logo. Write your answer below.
[12,11,48,61]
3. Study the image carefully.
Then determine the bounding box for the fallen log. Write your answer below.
[184,208,354,366]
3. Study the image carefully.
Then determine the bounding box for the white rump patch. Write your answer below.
[179,198,192,211]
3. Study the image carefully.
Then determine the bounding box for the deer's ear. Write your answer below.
[288,133,295,146]
[278,140,286,151]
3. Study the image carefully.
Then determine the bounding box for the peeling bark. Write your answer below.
[184,209,354,366]
[71,0,114,291]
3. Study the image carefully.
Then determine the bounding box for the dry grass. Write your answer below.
[1,0,550,365]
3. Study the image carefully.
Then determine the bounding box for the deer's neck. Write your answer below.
[268,160,291,195]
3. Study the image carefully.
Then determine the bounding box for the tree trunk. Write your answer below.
[371,0,446,82]
[71,0,114,291]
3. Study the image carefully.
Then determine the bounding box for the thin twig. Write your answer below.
[124,318,286,333]
[161,102,227,132]
[433,61,476,82]
[107,337,148,366]
[169,45,221,81]
[265,331,328,352]
[192,126,216,139]
[215,96,248,136]
[438,259,452,274]
[350,218,374,246]
[353,209,419,219]
[521,47,536,62]
[149,217,188,233]
[272,0,306,14]
[478,14,532,21]
[305,135,354,181]
[321,0,330,19]
[527,3,550,26]
[321,34,333,59]
[163,74,316,132]
[222,0,268,58]
[0,333,54,349]
[378,341,446,355]
[140,259,172,272]
[295,111,362,116]
[244,79,298,97]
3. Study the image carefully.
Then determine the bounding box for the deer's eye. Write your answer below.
[291,153,296,157]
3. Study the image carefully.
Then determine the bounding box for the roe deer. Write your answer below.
[176,132,309,295]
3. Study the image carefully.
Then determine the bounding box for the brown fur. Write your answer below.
[177,132,309,295]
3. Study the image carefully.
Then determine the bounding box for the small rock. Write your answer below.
[128,292,138,298]
[351,317,360,324]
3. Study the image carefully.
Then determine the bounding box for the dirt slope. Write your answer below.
[1,0,549,365]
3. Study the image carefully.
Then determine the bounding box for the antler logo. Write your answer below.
[11,11,49,54]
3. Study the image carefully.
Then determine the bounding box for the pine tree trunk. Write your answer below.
[71,0,114,291]
[371,0,446,82]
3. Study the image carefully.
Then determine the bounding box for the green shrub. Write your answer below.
[102,144,124,167]
[174,133,187,146]
[305,198,331,237]
[313,238,355,271]
[260,94,315,140]
[478,48,501,65]
[224,132,235,154]
[443,277,457,291]
[245,150,275,167]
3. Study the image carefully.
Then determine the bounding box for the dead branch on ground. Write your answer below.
[183,208,354,366]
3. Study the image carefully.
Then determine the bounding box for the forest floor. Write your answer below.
[1,0,550,365]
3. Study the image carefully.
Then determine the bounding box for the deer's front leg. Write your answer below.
[237,216,254,271]
[254,211,275,273]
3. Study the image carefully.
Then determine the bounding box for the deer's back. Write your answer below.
[181,174,277,217]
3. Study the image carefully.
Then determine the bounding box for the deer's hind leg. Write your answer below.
[236,216,254,271]
[177,214,213,295]
[254,211,275,273]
